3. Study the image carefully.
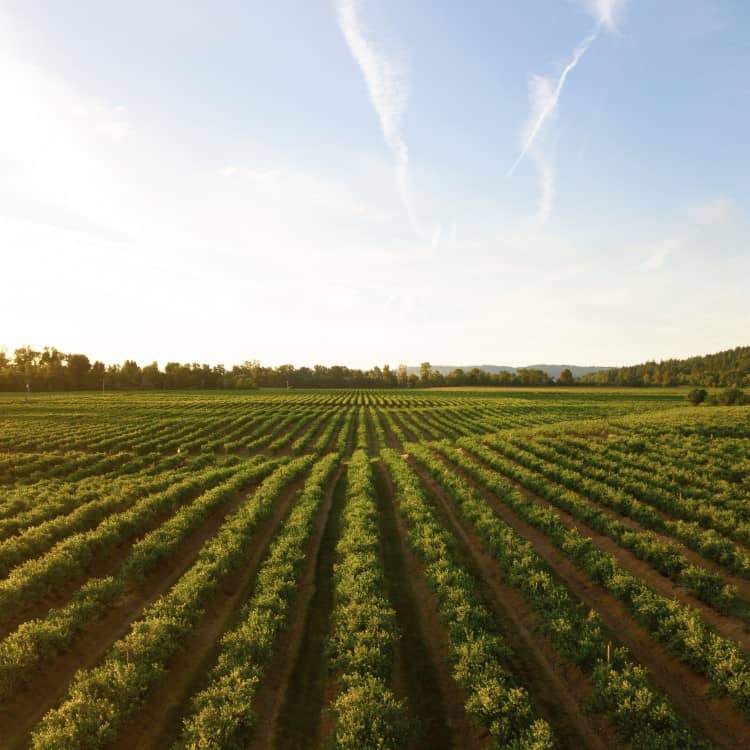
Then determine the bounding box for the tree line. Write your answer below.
[578,346,750,387]
[5,344,746,391]
[0,347,560,391]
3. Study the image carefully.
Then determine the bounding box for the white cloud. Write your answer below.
[690,197,733,227]
[335,0,440,245]
[579,0,628,33]
[0,11,412,366]
[636,196,737,273]
[641,237,680,271]
[508,33,597,178]
[508,0,626,223]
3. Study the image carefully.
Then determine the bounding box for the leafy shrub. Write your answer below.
[687,388,707,405]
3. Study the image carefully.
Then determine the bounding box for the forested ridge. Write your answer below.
[579,346,750,387]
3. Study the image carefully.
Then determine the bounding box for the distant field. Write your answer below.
[0,389,748,749]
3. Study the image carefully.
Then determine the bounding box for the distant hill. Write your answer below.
[407,364,611,379]
[523,364,612,379]
[578,346,750,387]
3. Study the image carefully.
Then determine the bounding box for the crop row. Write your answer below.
[452,440,738,612]
[448,439,750,717]
[513,435,750,546]
[382,448,554,749]
[29,455,314,749]
[486,436,750,579]
[0,457,282,699]
[176,452,340,748]
[551,434,748,516]
[408,442,710,747]
[0,463,212,574]
[327,450,407,749]
[0,464,239,623]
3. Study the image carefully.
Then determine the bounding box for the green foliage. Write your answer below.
[382,448,553,748]
[687,388,708,405]
[30,457,314,749]
[579,345,750,387]
[332,676,410,750]
[177,453,339,749]
[328,450,407,749]
[2,389,747,748]
[433,440,710,745]
[451,438,750,719]
[715,387,748,406]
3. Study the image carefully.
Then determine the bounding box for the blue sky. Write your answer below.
[1,1,748,368]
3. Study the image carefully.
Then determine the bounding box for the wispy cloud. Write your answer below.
[336,0,438,243]
[641,237,680,271]
[508,0,626,223]
[690,197,733,227]
[532,148,555,225]
[508,31,597,178]
[581,0,627,34]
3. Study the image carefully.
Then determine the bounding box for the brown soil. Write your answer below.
[343,408,358,458]
[408,460,616,750]
[272,471,348,750]
[376,459,482,750]
[390,411,421,443]
[298,413,334,454]
[581,482,750,602]
[378,412,404,452]
[0,475,229,640]
[0,476,277,749]
[503,445,750,602]
[104,474,309,750]
[364,409,379,456]
[248,464,342,750]
[438,450,750,750]
[470,452,750,651]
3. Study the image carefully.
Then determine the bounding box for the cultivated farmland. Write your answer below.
[0,389,748,749]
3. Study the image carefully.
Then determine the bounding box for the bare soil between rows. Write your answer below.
[108,474,310,750]
[248,464,343,750]
[409,458,617,750]
[376,459,481,750]
[441,448,750,749]
[0,473,277,749]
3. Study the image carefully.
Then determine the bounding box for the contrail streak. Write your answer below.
[336,0,422,237]
[507,30,598,177]
[507,0,627,224]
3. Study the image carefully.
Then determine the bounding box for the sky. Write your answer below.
[1,0,748,369]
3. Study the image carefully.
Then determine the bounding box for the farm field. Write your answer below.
[0,389,749,749]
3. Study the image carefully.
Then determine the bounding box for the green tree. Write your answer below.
[419,362,431,385]
[141,362,163,389]
[687,388,708,405]
[119,360,142,388]
[558,368,574,385]
[397,364,408,388]
[66,354,91,390]
[89,361,105,390]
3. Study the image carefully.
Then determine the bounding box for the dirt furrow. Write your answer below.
[104,474,311,750]
[0,475,281,748]
[436,453,750,750]
[375,459,480,750]
[0,475,231,640]
[462,454,750,650]
[272,470,348,750]
[498,446,750,602]
[408,460,617,750]
[365,408,379,456]
[378,411,403,452]
[248,464,343,750]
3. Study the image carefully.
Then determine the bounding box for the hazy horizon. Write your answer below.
[2,1,748,369]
